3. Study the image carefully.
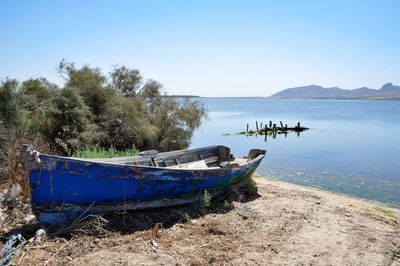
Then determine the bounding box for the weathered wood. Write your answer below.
[23,144,267,226]
[269,121,272,128]
[264,125,267,142]
[225,121,309,138]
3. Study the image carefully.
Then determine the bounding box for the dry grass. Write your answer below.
[0,132,53,197]
[52,215,111,238]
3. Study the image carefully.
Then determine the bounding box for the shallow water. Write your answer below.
[191,98,400,207]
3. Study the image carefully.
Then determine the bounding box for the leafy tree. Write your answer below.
[109,69,207,151]
[101,97,158,150]
[18,78,57,132]
[18,78,57,110]
[110,66,142,97]
[150,96,206,151]
[59,62,116,121]
[45,87,101,154]
[0,79,20,129]
[139,80,163,107]
[1,61,207,156]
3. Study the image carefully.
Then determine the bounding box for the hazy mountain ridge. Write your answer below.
[270,83,400,99]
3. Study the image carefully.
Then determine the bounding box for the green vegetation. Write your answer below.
[246,177,258,195]
[73,146,139,158]
[179,212,191,223]
[201,190,212,209]
[196,189,212,213]
[222,131,256,136]
[361,207,371,213]
[222,130,274,137]
[223,200,230,208]
[0,60,207,181]
[221,132,243,136]
[374,206,396,217]
[362,206,396,218]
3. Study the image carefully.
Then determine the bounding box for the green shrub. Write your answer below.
[0,79,20,129]
[246,177,258,195]
[0,61,207,157]
[200,190,212,209]
[73,146,139,158]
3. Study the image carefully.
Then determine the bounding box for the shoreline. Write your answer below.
[2,175,399,265]
[257,175,400,211]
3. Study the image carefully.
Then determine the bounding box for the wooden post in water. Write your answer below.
[260,122,263,131]
[264,125,268,142]
[273,124,276,132]
[256,121,259,131]
[280,121,284,128]
[246,123,249,132]
[269,120,272,128]
[297,122,300,128]
[285,124,288,130]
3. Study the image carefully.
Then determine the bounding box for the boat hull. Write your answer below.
[28,154,264,226]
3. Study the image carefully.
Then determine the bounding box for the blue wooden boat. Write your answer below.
[21,145,266,226]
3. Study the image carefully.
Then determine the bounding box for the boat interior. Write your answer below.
[79,146,266,170]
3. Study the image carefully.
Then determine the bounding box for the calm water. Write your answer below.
[190,98,400,207]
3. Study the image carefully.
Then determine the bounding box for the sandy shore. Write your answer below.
[2,176,400,265]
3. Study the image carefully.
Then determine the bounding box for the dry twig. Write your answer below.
[44,238,74,265]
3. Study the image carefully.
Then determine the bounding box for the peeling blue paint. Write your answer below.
[27,149,265,226]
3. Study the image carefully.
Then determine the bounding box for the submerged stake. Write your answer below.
[264,125,267,142]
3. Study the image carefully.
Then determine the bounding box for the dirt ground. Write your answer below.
[1,176,400,265]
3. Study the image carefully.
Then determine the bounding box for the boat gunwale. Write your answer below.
[72,145,221,162]
[38,153,265,172]
[34,146,266,172]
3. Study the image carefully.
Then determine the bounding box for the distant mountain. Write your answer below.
[269,83,400,99]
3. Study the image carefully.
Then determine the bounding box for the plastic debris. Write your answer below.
[34,229,47,243]
[243,204,254,212]
[150,239,158,252]
[0,208,6,227]
[5,185,21,203]
[0,234,27,265]
[25,214,36,224]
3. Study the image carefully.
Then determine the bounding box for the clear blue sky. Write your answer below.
[0,0,399,96]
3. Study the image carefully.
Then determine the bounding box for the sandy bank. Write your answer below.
[2,176,400,265]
